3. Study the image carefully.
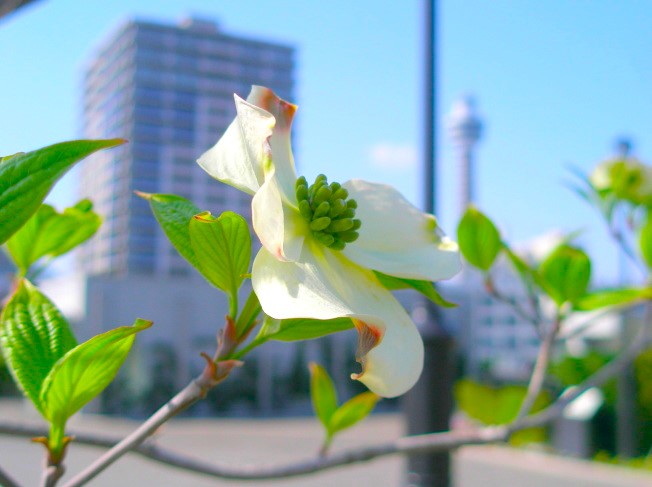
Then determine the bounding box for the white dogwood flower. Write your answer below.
[198,86,460,397]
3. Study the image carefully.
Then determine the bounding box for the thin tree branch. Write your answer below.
[484,275,542,331]
[0,464,22,487]
[138,427,509,480]
[0,415,506,480]
[40,464,64,487]
[60,360,227,487]
[515,315,561,421]
[514,327,651,431]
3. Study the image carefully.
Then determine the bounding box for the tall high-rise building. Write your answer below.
[80,16,295,276]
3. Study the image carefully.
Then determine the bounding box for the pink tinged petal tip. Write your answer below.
[248,86,298,131]
[351,319,384,380]
[351,310,425,398]
[245,86,299,207]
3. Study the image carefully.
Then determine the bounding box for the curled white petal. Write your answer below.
[351,315,424,398]
[198,87,298,198]
[252,241,424,397]
[197,94,273,194]
[246,86,299,202]
[342,179,461,281]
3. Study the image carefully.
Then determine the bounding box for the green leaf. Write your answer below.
[551,352,616,408]
[454,379,549,445]
[457,206,502,271]
[538,244,591,306]
[0,280,77,414]
[329,391,379,435]
[455,379,550,425]
[40,319,152,426]
[258,316,354,342]
[1,152,25,162]
[0,139,124,245]
[141,195,252,309]
[189,211,251,296]
[574,288,652,311]
[374,272,457,308]
[639,211,652,269]
[5,204,55,272]
[6,200,101,274]
[309,363,338,430]
[46,199,102,257]
[138,192,202,269]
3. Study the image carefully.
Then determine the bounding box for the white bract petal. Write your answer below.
[197,94,273,194]
[342,179,461,281]
[253,241,424,397]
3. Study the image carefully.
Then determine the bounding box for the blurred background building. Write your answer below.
[79,16,294,275]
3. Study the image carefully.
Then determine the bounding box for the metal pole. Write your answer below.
[0,0,43,20]
[403,1,454,486]
[423,0,436,216]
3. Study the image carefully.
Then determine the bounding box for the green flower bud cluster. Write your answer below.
[295,174,361,250]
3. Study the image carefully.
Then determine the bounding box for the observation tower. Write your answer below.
[447,96,484,213]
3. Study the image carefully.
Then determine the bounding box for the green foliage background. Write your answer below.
[455,379,550,445]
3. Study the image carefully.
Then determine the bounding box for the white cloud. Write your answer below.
[367,143,417,170]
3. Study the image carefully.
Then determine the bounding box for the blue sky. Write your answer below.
[2,0,650,284]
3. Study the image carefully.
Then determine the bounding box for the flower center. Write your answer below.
[295,174,361,250]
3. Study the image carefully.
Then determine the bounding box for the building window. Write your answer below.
[173,127,194,144]
[127,254,155,273]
